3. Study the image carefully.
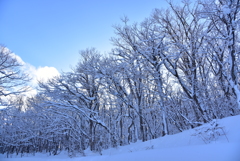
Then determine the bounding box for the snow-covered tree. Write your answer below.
[0,46,30,107]
[199,0,240,109]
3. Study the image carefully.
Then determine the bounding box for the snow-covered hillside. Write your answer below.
[1,115,240,161]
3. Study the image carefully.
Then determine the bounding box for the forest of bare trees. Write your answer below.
[1,0,239,157]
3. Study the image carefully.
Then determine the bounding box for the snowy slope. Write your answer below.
[1,115,240,161]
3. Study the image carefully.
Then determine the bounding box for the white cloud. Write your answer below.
[1,46,60,87]
[10,53,26,65]
[3,47,60,96]
[0,47,60,109]
[1,46,26,65]
[24,64,60,97]
[29,65,60,86]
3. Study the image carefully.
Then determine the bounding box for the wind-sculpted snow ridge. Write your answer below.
[1,115,240,161]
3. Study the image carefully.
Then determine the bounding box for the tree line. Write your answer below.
[0,0,239,157]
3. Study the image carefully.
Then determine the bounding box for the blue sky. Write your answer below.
[0,0,176,72]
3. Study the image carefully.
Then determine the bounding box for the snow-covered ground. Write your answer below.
[1,115,240,161]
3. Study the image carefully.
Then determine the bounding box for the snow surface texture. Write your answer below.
[1,115,240,161]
